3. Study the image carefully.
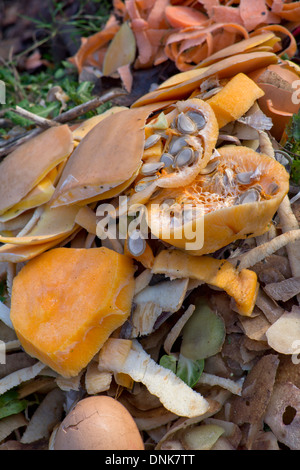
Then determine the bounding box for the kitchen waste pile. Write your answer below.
[0,25,300,450]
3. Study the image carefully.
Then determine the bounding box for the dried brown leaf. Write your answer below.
[264,382,300,450]
[264,276,300,302]
[20,388,65,444]
[229,354,279,426]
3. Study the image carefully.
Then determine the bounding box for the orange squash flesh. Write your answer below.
[206,73,265,128]
[147,146,289,255]
[152,249,259,316]
[10,247,135,378]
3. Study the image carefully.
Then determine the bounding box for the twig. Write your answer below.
[0,88,127,158]
[11,106,60,129]
[54,88,126,124]
[230,229,300,270]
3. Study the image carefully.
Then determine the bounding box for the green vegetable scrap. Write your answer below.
[159,299,225,388]
[0,389,28,420]
[180,299,226,361]
[159,354,204,389]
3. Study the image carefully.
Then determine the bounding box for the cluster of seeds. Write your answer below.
[134,108,207,193]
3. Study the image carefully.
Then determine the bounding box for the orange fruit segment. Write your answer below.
[10,247,135,378]
[206,73,265,128]
[147,146,289,255]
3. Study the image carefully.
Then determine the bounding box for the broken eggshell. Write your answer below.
[53,396,144,450]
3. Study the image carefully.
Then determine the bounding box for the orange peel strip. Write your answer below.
[69,22,120,73]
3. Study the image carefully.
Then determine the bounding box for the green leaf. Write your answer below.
[0,389,19,407]
[0,399,28,420]
[0,389,28,420]
[159,354,177,374]
[159,353,204,388]
[176,354,204,388]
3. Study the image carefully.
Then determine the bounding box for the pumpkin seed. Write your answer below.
[176,112,197,134]
[168,136,187,155]
[200,86,223,100]
[223,167,235,186]
[144,133,161,150]
[161,198,176,209]
[140,162,164,176]
[236,168,260,185]
[266,182,279,195]
[127,230,146,256]
[186,111,206,130]
[252,184,262,193]
[200,159,219,175]
[160,153,174,168]
[173,147,195,168]
[236,171,254,185]
[149,188,163,200]
[235,188,260,205]
[135,175,158,192]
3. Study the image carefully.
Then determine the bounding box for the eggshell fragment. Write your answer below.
[53,396,145,450]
